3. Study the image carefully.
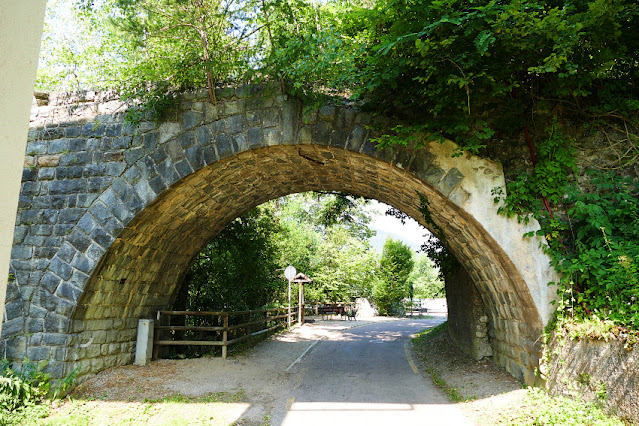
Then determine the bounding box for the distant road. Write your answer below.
[272,318,472,425]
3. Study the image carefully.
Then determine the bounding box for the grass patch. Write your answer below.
[496,387,624,426]
[143,390,246,404]
[411,321,448,345]
[42,390,250,425]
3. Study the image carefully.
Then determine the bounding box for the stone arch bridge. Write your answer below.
[2,86,555,385]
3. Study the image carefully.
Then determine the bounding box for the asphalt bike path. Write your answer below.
[272,318,473,425]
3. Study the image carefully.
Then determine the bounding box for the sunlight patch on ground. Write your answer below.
[44,398,250,426]
[282,401,473,425]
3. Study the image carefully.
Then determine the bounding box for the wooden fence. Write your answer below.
[153,306,298,359]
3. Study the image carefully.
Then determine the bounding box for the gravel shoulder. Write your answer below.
[409,323,529,425]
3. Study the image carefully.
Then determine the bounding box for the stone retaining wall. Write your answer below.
[542,332,639,423]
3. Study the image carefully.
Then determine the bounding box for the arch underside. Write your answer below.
[71,144,542,382]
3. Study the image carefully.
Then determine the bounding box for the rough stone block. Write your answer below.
[202,145,218,165]
[41,272,62,293]
[180,131,195,150]
[0,319,24,339]
[55,282,82,304]
[318,105,336,121]
[184,145,205,170]
[196,126,211,145]
[346,125,367,152]
[216,133,235,158]
[49,179,86,195]
[210,119,227,135]
[48,139,69,154]
[67,231,92,252]
[419,164,447,187]
[330,130,347,148]
[27,345,51,361]
[228,114,244,135]
[58,208,85,224]
[264,128,281,146]
[82,123,106,137]
[174,160,193,179]
[143,132,159,151]
[4,300,24,322]
[64,126,83,138]
[165,140,183,161]
[262,108,279,128]
[50,256,73,281]
[106,123,123,137]
[438,168,465,197]
[247,127,264,149]
[155,158,179,187]
[38,168,56,180]
[42,333,69,346]
[125,147,144,165]
[148,175,167,194]
[11,245,32,260]
[26,141,48,156]
[182,111,202,130]
[22,167,36,182]
[158,122,181,144]
[26,317,45,334]
[56,166,83,180]
[224,100,244,116]
[40,155,63,169]
[71,253,95,274]
[86,177,112,193]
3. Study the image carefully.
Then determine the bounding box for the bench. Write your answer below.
[316,305,357,320]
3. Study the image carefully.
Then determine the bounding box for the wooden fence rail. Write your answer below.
[153,306,298,359]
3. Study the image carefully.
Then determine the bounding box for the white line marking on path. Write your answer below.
[286,339,322,371]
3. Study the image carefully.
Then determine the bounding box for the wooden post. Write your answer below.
[222,313,228,359]
[298,282,304,324]
[153,311,162,359]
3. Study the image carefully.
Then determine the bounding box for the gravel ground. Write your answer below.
[63,317,526,425]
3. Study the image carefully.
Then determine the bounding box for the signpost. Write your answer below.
[284,266,296,328]
[291,272,312,325]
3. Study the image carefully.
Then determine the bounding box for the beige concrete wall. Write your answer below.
[0,0,47,334]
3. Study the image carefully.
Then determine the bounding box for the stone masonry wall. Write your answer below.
[541,331,639,423]
[2,85,550,385]
[445,262,493,361]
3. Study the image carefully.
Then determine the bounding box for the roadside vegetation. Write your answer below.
[1,359,57,425]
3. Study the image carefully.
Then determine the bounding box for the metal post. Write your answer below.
[284,266,296,328]
[288,279,292,328]
[222,313,229,359]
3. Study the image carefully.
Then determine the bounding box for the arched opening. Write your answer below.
[69,144,543,383]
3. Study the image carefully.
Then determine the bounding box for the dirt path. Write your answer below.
[50,317,527,425]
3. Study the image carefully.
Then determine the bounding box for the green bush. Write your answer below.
[0,359,51,425]
[550,172,639,328]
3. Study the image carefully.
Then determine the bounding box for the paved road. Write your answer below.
[272,319,473,425]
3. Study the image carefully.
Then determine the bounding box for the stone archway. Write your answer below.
[3,86,555,384]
